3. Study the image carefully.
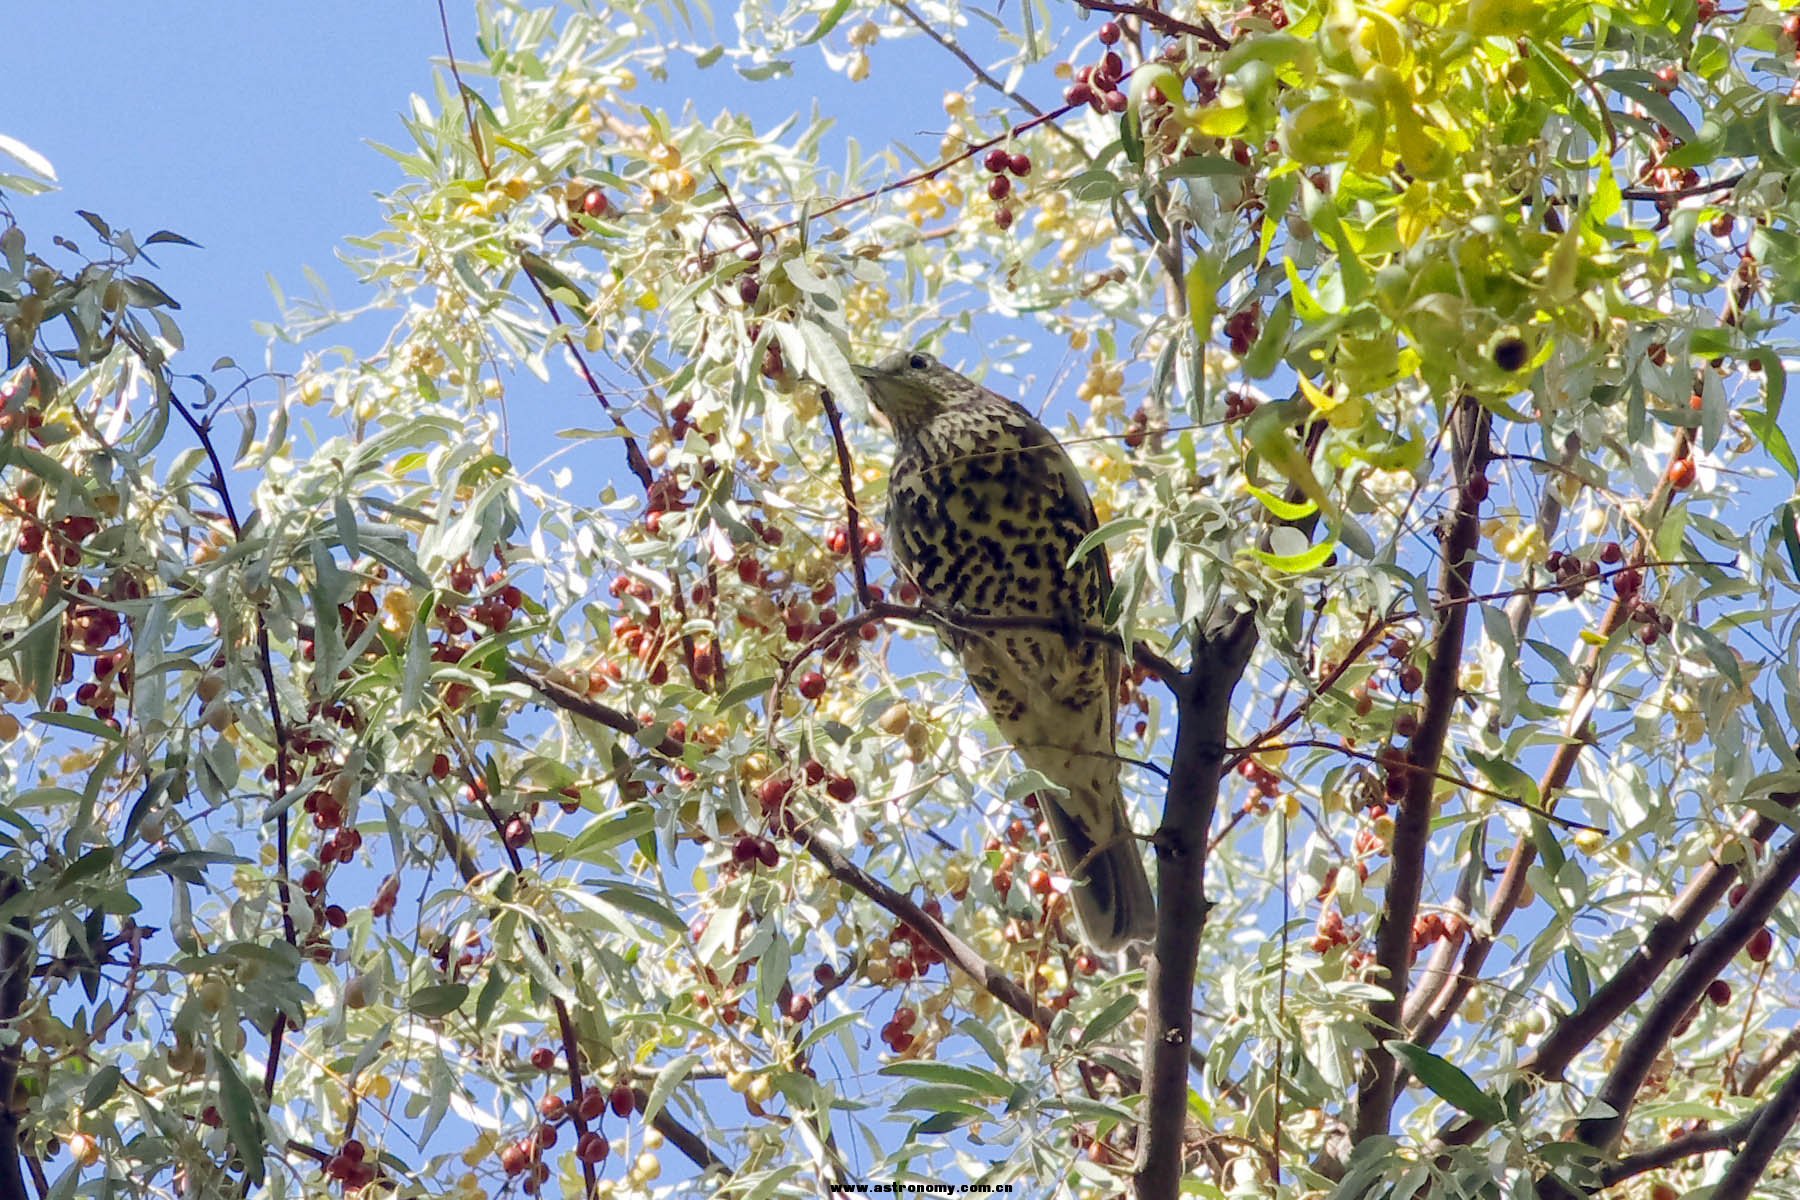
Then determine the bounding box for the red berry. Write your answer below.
[1008,152,1032,177]
[988,175,1012,201]
[798,671,827,700]
[577,1132,610,1164]
[826,774,857,802]
[1098,20,1120,44]
[983,147,1010,174]
[504,816,532,849]
[579,1086,606,1120]
[1705,978,1731,1006]
[539,1093,565,1120]
[758,775,793,814]
[529,1046,555,1071]
[737,275,761,304]
[994,207,1014,231]
[579,188,610,217]
[1747,926,1774,963]
[610,1083,635,1117]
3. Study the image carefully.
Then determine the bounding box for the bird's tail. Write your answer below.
[1040,783,1156,953]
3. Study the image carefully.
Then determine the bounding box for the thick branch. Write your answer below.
[1406,427,1697,1046]
[1351,397,1490,1141]
[1598,1108,1758,1186]
[1741,1025,1800,1097]
[0,876,31,1200]
[1712,1064,1800,1200]
[1571,826,1800,1156]
[1133,614,1257,1199]
[1435,793,1798,1149]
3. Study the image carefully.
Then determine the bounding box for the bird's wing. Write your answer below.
[1003,402,1120,736]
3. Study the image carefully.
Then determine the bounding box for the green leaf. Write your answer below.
[801,0,854,45]
[1745,349,1795,478]
[1071,517,1146,565]
[59,848,115,886]
[1777,502,1800,581]
[589,884,684,933]
[82,1064,122,1110]
[1389,1041,1506,1124]
[1464,750,1542,809]
[1077,993,1140,1047]
[1244,481,1318,521]
[31,709,123,742]
[475,967,507,1029]
[1595,70,1696,142]
[566,806,656,862]
[211,1047,266,1184]
[879,1060,1014,1097]
[1252,539,1337,573]
[641,1053,701,1122]
[408,983,470,1018]
[517,250,590,307]
[797,319,866,412]
[128,850,248,884]
[1160,154,1249,180]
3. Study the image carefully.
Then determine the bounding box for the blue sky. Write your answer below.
[8,4,475,374]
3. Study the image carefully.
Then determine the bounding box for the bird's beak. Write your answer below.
[851,363,879,383]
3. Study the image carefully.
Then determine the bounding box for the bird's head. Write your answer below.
[852,349,990,438]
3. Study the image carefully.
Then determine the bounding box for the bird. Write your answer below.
[852,348,1156,951]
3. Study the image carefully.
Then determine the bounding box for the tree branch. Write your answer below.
[1433,792,1798,1149]
[1570,825,1800,1158]
[1133,613,1257,1199]
[1597,1107,1757,1186]
[1351,397,1490,1141]
[1072,0,1231,49]
[0,875,32,1200]
[1405,427,1697,1046]
[1714,1061,1800,1200]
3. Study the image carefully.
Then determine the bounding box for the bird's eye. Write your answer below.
[908,354,929,370]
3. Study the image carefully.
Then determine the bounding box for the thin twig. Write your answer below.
[819,390,872,607]
[1073,0,1231,49]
